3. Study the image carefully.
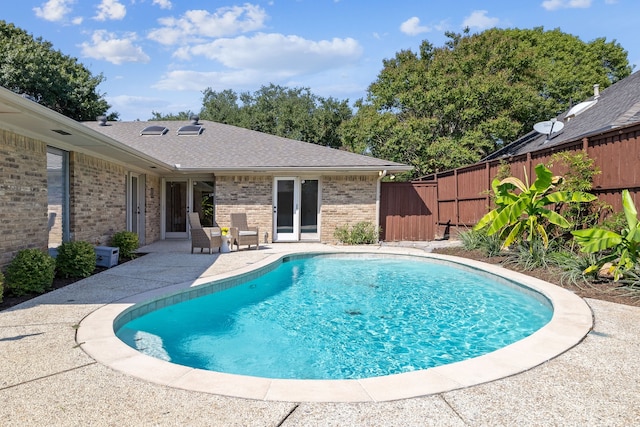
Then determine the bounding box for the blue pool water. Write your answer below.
[116,255,552,380]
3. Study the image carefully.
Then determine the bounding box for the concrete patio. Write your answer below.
[1,240,639,426]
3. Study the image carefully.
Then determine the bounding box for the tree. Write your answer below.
[340,27,632,179]
[0,21,114,121]
[199,84,352,148]
[149,110,195,121]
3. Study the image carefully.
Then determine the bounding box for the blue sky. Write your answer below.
[4,0,640,120]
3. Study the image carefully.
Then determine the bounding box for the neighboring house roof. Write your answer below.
[483,71,640,161]
[82,119,411,174]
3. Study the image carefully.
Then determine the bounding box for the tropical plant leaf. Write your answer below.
[572,228,623,253]
[622,189,638,232]
[474,208,500,231]
[499,177,527,193]
[536,223,549,248]
[543,208,572,228]
[487,206,513,235]
[530,164,553,192]
[502,222,523,248]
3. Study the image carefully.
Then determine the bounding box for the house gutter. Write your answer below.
[376,169,387,241]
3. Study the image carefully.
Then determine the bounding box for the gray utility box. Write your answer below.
[95,246,119,268]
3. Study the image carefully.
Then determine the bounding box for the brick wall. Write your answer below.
[68,152,127,245]
[214,174,378,244]
[215,176,273,237]
[144,174,162,245]
[0,130,48,267]
[320,175,377,242]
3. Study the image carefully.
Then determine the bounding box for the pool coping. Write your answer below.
[76,249,593,403]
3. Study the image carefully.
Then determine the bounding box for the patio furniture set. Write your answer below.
[188,212,259,254]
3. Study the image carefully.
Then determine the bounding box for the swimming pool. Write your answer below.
[78,247,592,402]
[116,254,552,380]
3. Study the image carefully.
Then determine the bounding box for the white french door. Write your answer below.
[127,172,146,244]
[273,177,319,242]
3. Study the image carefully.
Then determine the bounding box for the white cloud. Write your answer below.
[400,17,430,36]
[152,0,172,9]
[541,0,592,11]
[80,30,150,64]
[33,0,75,22]
[179,33,362,75]
[462,10,500,30]
[153,69,260,91]
[147,4,267,45]
[94,0,127,21]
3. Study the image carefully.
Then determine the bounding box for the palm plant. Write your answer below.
[572,189,640,281]
[474,164,597,249]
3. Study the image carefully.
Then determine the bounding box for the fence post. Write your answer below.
[485,161,491,212]
[454,168,459,226]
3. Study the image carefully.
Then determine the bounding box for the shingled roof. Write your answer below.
[82,119,411,173]
[484,71,640,161]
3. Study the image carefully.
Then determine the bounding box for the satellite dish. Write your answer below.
[533,119,564,136]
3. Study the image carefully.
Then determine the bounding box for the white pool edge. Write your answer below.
[76,249,593,403]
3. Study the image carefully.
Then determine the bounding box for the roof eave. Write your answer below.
[172,165,413,174]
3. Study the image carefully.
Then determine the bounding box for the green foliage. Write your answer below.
[572,190,640,281]
[474,164,597,249]
[110,231,139,260]
[198,84,353,149]
[149,110,195,121]
[550,251,600,288]
[334,222,379,245]
[341,27,631,178]
[545,151,606,238]
[458,228,503,257]
[5,249,56,296]
[503,239,561,271]
[0,21,114,121]
[0,271,4,303]
[55,241,97,279]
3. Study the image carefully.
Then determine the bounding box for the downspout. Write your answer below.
[376,170,387,243]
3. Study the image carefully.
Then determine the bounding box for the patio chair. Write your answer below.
[188,212,222,254]
[230,212,259,250]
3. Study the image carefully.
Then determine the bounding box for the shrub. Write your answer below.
[5,249,56,296]
[334,221,379,245]
[110,231,139,260]
[503,238,563,271]
[0,271,4,303]
[459,228,503,257]
[55,241,97,278]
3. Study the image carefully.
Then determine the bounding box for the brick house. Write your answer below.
[0,86,410,268]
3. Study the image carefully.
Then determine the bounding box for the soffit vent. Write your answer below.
[52,129,72,135]
[177,124,203,135]
[140,125,169,136]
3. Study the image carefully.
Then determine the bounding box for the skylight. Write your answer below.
[177,125,203,136]
[140,126,169,136]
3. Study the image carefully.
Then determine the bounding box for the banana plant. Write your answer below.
[572,189,640,281]
[474,164,597,249]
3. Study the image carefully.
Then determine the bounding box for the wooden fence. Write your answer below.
[380,122,640,241]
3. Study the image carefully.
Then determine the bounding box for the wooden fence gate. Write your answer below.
[379,182,437,241]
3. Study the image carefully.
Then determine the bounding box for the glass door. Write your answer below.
[128,173,146,245]
[273,177,319,241]
[164,180,188,238]
[274,178,298,241]
[300,179,319,240]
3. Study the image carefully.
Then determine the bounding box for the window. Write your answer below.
[47,147,69,248]
[177,125,203,135]
[140,125,169,136]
